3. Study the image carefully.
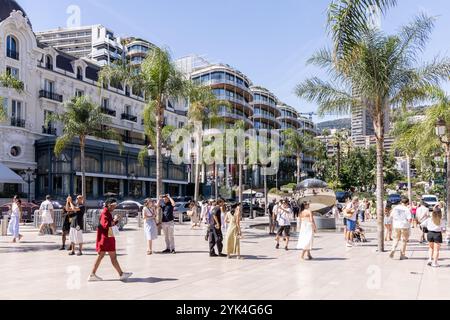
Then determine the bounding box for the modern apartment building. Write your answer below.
[36,25,124,66]
[0,3,188,201]
[123,37,157,66]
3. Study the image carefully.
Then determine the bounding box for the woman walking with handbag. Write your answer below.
[421,207,446,268]
[143,198,158,255]
[188,201,200,229]
[225,203,242,259]
[88,198,132,281]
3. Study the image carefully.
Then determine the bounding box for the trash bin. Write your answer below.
[1,215,8,236]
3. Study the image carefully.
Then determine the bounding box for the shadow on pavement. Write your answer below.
[125,277,178,283]
[240,255,276,260]
[308,257,348,261]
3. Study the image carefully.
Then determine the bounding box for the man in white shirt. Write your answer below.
[389,197,412,260]
[275,201,293,251]
[416,201,430,244]
[38,195,56,235]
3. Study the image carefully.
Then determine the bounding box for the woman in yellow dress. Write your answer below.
[225,203,242,259]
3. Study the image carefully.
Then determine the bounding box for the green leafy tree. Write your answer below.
[0,73,24,121]
[283,129,312,185]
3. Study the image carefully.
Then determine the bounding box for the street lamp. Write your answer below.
[435,118,450,242]
[20,168,36,202]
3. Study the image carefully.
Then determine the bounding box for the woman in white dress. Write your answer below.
[143,198,158,255]
[297,202,317,260]
[8,196,23,243]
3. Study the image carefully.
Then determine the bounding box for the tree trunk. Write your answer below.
[375,112,385,253]
[238,164,243,203]
[214,163,218,199]
[406,154,412,204]
[194,131,202,203]
[337,142,341,178]
[156,100,163,232]
[80,136,86,199]
[296,155,302,185]
[446,148,450,236]
[264,171,268,217]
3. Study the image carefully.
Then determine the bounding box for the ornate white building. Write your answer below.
[0,1,188,201]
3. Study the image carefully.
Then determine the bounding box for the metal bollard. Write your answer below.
[1,215,8,236]
[137,213,142,228]
[179,212,183,224]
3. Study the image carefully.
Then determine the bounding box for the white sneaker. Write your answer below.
[431,262,440,268]
[346,242,353,248]
[88,274,103,282]
[427,259,433,266]
[119,272,132,281]
[389,251,395,259]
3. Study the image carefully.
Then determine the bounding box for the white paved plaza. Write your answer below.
[1,217,449,300]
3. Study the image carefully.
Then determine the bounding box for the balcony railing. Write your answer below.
[101,107,116,117]
[121,113,137,122]
[7,49,19,60]
[11,118,25,128]
[122,135,146,145]
[45,63,53,70]
[42,126,57,135]
[39,90,63,102]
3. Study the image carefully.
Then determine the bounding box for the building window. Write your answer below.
[6,66,19,79]
[75,89,84,97]
[45,55,53,70]
[102,98,109,109]
[76,67,83,80]
[44,79,55,94]
[11,100,23,120]
[6,35,19,60]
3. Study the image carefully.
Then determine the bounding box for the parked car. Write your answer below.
[335,191,351,203]
[34,200,64,209]
[1,201,39,222]
[421,195,439,211]
[173,202,192,221]
[387,194,402,205]
[116,200,143,218]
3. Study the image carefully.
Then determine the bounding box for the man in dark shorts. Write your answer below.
[275,201,293,251]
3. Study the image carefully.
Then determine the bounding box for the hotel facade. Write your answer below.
[0,1,318,202]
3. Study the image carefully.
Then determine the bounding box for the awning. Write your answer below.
[0,163,23,184]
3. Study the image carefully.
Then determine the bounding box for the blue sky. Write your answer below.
[19,0,450,123]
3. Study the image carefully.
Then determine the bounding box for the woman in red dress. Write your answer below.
[88,199,132,282]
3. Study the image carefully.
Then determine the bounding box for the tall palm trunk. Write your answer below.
[264,172,268,216]
[194,131,202,203]
[375,110,385,253]
[80,136,86,199]
[156,101,163,231]
[445,147,450,233]
[238,164,243,203]
[337,142,341,178]
[214,163,218,199]
[406,154,412,204]
[296,155,302,185]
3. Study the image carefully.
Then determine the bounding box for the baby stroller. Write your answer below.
[353,224,367,243]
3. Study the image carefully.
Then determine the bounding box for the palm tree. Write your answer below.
[392,111,421,203]
[49,96,122,199]
[283,129,311,185]
[100,47,188,202]
[0,73,24,121]
[187,84,226,203]
[296,13,450,252]
[330,129,348,178]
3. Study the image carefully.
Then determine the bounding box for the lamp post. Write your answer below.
[20,168,36,203]
[435,118,450,239]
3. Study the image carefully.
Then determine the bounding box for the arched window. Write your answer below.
[6,35,18,60]
[45,55,53,70]
[76,67,83,80]
[125,85,130,96]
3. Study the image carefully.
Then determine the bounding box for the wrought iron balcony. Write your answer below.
[42,126,57,135]
[122,135,146,145]
[121,113,137,122]
[11,118,25,128]
[101,107,116,117]
[39,90,63,102]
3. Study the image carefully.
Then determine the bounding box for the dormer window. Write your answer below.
[45,55,53,70]
[77,67,83,81]
[6,35,19,60]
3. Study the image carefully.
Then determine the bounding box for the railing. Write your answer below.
[7,49,19,60]
[121,113,138,122]
[42,126,57,135]
[122,135,147,145]
[101,107,116,117]
[10,118,25,128]
[33,209,128,232]
[45,63,53,70]
[39,90,63,102]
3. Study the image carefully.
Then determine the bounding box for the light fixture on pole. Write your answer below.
[147,145,155,157]
[20,168,36,203]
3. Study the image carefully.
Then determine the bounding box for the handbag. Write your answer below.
[108,225,120,237]
[187,210,194,217]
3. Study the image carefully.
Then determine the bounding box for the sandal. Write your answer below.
[147,250,153,255]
